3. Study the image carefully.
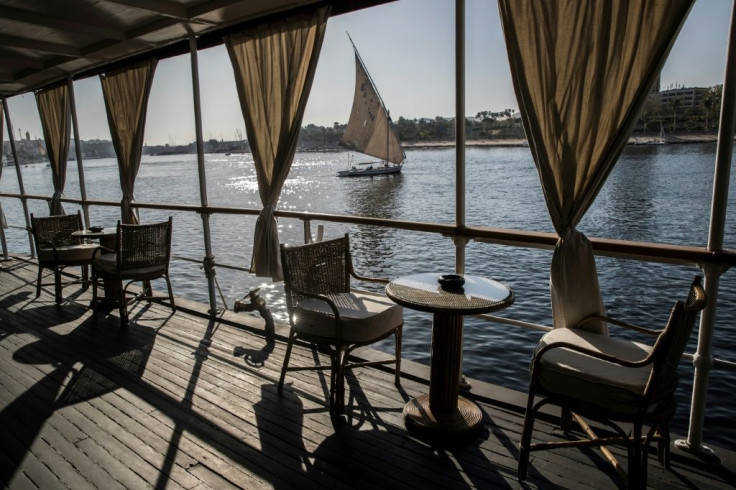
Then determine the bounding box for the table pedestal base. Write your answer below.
[403,394,483,439]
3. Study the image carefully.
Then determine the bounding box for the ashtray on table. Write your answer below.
[438,274,465,289]
[89,226,104,233]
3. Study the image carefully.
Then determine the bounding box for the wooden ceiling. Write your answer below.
[0,0,392,97]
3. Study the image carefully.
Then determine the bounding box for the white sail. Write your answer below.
[339,41,404,165]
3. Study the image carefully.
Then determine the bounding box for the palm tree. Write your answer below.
[670,97,682,133]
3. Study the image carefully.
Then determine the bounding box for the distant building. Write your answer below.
[651,86,709,109]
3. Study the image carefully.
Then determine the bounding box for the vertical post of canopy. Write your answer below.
[676,0,736,459]
[189,34,218,315]
[3,98,34,257]
[455,0,466,274]
[455,0,470,388]
[68,77,90,229]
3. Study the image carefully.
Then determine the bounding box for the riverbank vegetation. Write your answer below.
[3,85,723,163]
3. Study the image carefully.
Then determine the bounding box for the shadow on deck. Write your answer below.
[1,255,734,489]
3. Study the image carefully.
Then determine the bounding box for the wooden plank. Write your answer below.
[2,256,735,490]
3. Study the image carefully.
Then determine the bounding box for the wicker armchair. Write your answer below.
[31,211,99,305]
[279,234,403,417]
[518,276,707,488]
[91,217,175,325]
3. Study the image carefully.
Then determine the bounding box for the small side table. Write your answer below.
[386,273,514,439]
[72,228,117,250]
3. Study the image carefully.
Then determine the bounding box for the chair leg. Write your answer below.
[657,422,671,468]
[560,407,573,433]
[54,267,62,305]
[394,326,402,387]
[278,328,297,393]
[81,265,90,291]
[329,350,339,417]
[330,348,346,417]
[143,280,153,303]
[118,280,128,326]
[91,270,98,313]
[165,273,176,310]
[518,389,537,481]
[36,266,43,297]
[629,422,644,489]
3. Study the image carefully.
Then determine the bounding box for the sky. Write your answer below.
[4,0,734,146]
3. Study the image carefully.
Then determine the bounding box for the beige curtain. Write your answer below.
[100,58,157,224]
[226,7,330,281]
[498,0,693,332]
[36,83,71,216]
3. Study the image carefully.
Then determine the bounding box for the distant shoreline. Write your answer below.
[402,133,719,149]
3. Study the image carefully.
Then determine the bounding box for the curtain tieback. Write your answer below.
[260,203,277,220]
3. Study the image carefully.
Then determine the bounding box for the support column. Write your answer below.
[454,0,470,389]
[3,98,34,257]
[455,0,466,276]
[189,34,218,315]
[68,77,90,228]
[676,0,736,459]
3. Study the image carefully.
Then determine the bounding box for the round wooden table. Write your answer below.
[386,273,514,439]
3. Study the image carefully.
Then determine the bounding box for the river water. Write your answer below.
[2,143,735,449]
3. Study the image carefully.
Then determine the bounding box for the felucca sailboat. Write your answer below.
[337,34,405,177]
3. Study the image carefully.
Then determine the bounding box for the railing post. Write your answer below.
[68,77,90,228]
[189,34,218,315]
[303,219,313,244]
[3,98,34,257]
[675,0,736,459]
[676,264,722,458]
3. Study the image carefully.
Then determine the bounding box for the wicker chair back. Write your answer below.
[281,235,351,314]
[31,211,84,253]
[116,218,172,271]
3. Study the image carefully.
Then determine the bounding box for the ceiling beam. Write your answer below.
[0,34,80,57]
[0,5,128,40]
[102,0,190,20]
[0,50,47,70]
[187,0,280,18]
[102,0,220,26]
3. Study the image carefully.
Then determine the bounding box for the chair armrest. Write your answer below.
[574,314,661,337]
[38,240,60,261]
[350,270,389,284]
[288,287,341,320]
[289,287,346,341]
[92,246,115,261]
[38,240,57,251]
[533,340,654,373]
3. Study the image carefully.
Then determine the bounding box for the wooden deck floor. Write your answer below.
[1,255,735,489]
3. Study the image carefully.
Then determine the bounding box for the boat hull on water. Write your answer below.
[337,163,402,177]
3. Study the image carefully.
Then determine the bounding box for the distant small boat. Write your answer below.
[337,34,405,177]
[647,123,668,145]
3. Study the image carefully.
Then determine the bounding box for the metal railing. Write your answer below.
[2,179,736,458]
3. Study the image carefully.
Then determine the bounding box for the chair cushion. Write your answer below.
[38,243,99,264]
[294,290,402,343]
[535,328,654,414]
[93,253,166,278]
